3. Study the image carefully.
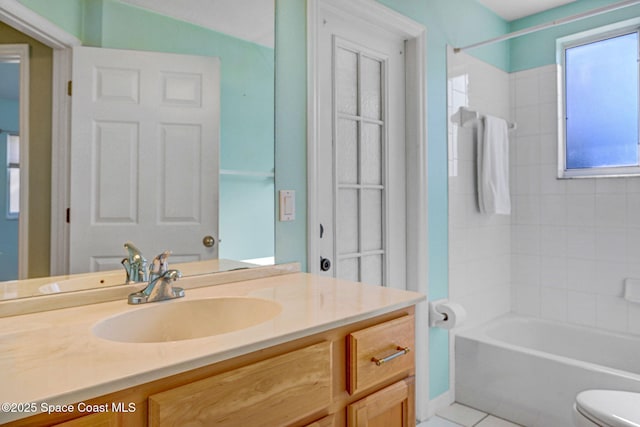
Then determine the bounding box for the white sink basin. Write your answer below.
[92,297,282,343]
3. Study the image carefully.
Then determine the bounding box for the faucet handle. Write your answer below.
[150,250,172,276]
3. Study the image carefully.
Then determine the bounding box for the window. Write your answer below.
[560,26,640,178]
[6,134,19,218]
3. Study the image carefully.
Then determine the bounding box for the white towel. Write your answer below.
[477,115,510,215]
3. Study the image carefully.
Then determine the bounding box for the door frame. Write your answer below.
[306,0,429,420]
[0,0,81,276]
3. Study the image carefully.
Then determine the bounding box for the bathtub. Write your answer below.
[455,314,640,427]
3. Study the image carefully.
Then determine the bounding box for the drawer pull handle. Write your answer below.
[371,346,410,366]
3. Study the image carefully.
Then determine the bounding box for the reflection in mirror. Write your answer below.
[0,59,19,282]
[0,258,257,301]
[0,0,275,299]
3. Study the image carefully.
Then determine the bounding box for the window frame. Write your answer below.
[558,22,640,178]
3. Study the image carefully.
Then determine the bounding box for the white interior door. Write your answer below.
[69,46,220,273]
[316,7,406,289]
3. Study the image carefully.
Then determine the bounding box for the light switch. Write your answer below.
[279,190,295,221]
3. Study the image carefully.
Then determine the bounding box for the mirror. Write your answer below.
[0,0,275,299]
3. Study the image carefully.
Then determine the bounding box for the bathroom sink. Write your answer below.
[92,297,282,343]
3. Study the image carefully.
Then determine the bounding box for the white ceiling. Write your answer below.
[118,0,274,47]
[478,0,578,21]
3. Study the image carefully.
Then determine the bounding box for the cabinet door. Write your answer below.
[54,412,120,427]
[305,413,335,427]
[148,341,332,426]
[347,377,415,427]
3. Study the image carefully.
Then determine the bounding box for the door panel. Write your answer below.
[317,12,406,289]
[347,377,415,427]
[70,47,220,273]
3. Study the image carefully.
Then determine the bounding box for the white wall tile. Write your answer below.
[596,295,628,332]
[540,195,567,226]
[538,67,559,104]
[539,133,558,166]
[513,283,541,317]
[567,291,597,327]
[539,102,558,135]
[540,256,567,289]
[596,177,628,194]
[451,61,640,337]
[541,287,568,322]
[513,254,540,286]
[625,228,640,263]
[539,226,567,257]
[627,302,640,335]
[514,74,539,107]
[626,177,640,193]
[512,225,539,255]
[447,50,511,331]
[595,194,626,227]
[514,195,540,225]
[515,105,540,136]
[515,165,540,195]
[566,227,596,259]
[595,228,627,262]
[566,178,596,194]
[566,194,595,227]
[594,261,626,297]
[626,193,640,228]
[540,164,566,194]
[566,258,597,293]
[515,134,540,166]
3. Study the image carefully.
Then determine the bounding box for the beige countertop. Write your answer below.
[0,272,424,423]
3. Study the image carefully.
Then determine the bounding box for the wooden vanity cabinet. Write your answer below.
[8,307,415,427]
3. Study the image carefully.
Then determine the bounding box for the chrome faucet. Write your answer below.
[128,250,184,305]
[121,242,148,283]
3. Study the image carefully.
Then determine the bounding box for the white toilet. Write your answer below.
[573,390,640,427]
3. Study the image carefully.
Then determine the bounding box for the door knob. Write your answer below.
[202,235,216,248]
[320,257,331,272]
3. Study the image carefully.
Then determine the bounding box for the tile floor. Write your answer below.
[418,403,522,427]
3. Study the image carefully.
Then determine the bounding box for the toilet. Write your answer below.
[573,390,640,427]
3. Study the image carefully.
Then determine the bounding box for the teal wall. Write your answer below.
[19,0,275,261]
[274,0,509,400]
[509,0,640,72]
[0,97,19,281]
[18,0,84,39]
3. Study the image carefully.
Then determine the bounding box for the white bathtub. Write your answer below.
[455,314,640,427]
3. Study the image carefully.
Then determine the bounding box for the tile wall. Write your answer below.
[510,65,640,335]
[448,51,640,336]
[447,47,512,329]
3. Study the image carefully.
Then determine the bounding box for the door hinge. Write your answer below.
[66,208,70,223]
[67,80,72,96]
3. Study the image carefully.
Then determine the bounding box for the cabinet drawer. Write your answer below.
[347,315,414,395]
[148,341,332,426]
